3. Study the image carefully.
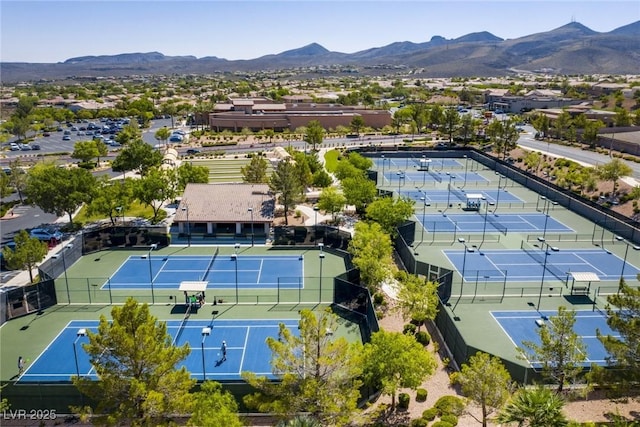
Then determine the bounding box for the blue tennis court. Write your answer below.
[382,170,487,185]
[444,248,640,282]
[404,189,522,204]
[105,255,304,290]
[374,157,462,170]
[492,310,619,367]
[417,213,572,234]
[18,319,298,383]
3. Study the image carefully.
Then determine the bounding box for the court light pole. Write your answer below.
[494,173,505,214]
[148,243,158,304]
[232,244,239,304]
[319,251,325,304]
[380,155,386,186]
[73,328,87,378]
[313,206,319,243]
[444,174,455,216]
[536,237,551,311]
[201,327,211,381]
[396,171,405,197]
[462,155,469,188]
[181,205,191,247]
[248,207,254,247]
[458,238,471,286]
[615,236,640,284]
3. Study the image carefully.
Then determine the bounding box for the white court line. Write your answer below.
[256,259,264,284]
[239,326,250,375]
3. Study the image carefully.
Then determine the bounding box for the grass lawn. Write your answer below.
[74,201,166,225]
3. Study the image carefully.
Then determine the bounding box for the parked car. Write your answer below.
[10,143,20,151]
[19,143,31,151]
[43,132,51,137]
[186,149,200,155]
[31,143,41,150]
[62,135,71,141]
[169,134,184,142]
[29,228,63,242]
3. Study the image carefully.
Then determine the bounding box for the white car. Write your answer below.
[10,143,20,151]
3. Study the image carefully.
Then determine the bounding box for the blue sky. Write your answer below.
[1,1,638,63]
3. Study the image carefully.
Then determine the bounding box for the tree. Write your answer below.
[365,196,415,236]
[517,306,586,392]
[71,140,100,164]
[243,309,363,426]
[187,381,243,427]
[26,163,97,224]
[317,186,346,221]
[457,113,476,145]
[554,110,572,140]
[531,113,551,139]
[395,272,439,330]
[348,221,394,292]
[341,176,377,213]
[8,160,28,203]
[442,107,461,143]
[349,116,365,135]
[1,230,48,283]
[346,152,373,171]
[614,108,632,127]
[597,158,633,196]
[588,281,640,399]
[269,159,304,225]
[362,330,437,410]
[114,121,143,145]
[451,352,514,427]
[304,120,325,151]
[276,415,322,427]
[582,119,604,148]
[112,140,163,177]
[86,177,134,225]
[176,162,209,191]
[524,151,542,174]
[133,167,178,223]
[241,155,269,183]
[73,298,194,426]
[496,386,568,427]
[154,127,171,147]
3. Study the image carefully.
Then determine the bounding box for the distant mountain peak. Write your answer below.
[455,31,503,43]
[63,51,197,65]
[277,43,329,57]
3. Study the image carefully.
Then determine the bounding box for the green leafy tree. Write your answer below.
[451,352,514,427]
[524,151,542,174]
[112,140,164,177]
[133,167,178,223]
[596,158,633,195]
[395,271,439,331]
[346,152,373,171]
[348,221,394,292]
[334,161,363,181]
[442,107,461,143]
[243,309,363,426]
[304,120,325,151]
[73,298,194,426]
[8,160,28,203]
[341,176,377,213]
[0,172,11,199]
[26,163,97,224]
[86,178,134,225]
[517,306,586,392]
[457,113,476,145]
[276,415,322,427]
[362,330,437,410]
[554,110,572,140]
[154,127,171,147]
[582,120,604,148]
[349,116,365,135]
[187,381,243,427]
[311,169,333,188]
[241,155,269,183]
[496,386,568,427]
[588,281,640,399]
[2,230,48,283]
[114,121,143,145]
[269,159,304,225]
[531,113,551,138]
[317,187,346,221]
[71,140,101,164]
[96,140,108,164]
[176,162,209,191]
[614,108,632,127]
[365,196,415,236]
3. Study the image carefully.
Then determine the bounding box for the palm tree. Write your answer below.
[496,386,568,427]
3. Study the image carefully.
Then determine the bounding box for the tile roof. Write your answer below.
[176,183,274,222]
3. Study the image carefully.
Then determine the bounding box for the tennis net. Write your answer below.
[172,304,191,346]
[202,247,220,281]
[484,213,508,235]
[448,183,467,201]
[520,240,566,282]
[428,169,443,182]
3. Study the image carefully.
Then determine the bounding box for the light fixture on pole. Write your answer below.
[380,155,386,186]
[147,243,158,304]
[462,155,469,187]
[313,206,320,243]
[248,207,254,247]
[418,195,429,248]
[396,171,405,196]
[444,174,455,216]
[536,237,552,311]
[319,252,325,303]
[458,238,473,286]
[201,327,211,380]
[615,236,640,283]
[181,205,190,247]
[52,244,73,304]
[494,173,505,214]
[73,328,87,378]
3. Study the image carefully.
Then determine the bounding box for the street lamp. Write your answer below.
[147,243,158,304]
[380,155,386,186]
[462,155,469,188]
[52,244,73,304]
[201,327,211,380]
[458,238,473,286]
[444,174,455,216]
[313,206,320,243]
[248,207,254,247]
[319,251,325,303]
[396,171,405,196]
[615,236,640,282]
[417,195,430,248]
[494,173,505,214]
[479,199,489,250]
[181,205,190,247]
[73,328,87,378]
[536,237,553,311]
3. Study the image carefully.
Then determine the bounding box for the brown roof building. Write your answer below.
[175,183,274,240]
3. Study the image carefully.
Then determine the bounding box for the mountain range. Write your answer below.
[2,21,639,82]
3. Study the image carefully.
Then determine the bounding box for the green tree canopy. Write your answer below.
[73,298,194,426]
[269,159,304,225]
[341,176,377,213]
[112,140,164,177]
[496,386,568,427]
[395,271,439,330]
[2,230,48,283]
[176,162,210,191]
[304,120,325,151]
[362,330,437,410]
[317,186,346,221]
[348,221,394,292]
[365,196,415,236]
[186,381,243,427]
[133,167,178,223]
[596,158,633,195]
[71,140,101,164]
[451,352,514,427]
[243,309,363,426]
[86,177,135,225]
[241,155,269,184]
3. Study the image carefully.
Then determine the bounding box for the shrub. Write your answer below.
[415,331,431,346]
[410,418,429,427]
[434,395,465,416]
[403,323,417,335]
[431,422,453,427]
[415,388,428,402]
[440,414,458,426]
[373,292,385,305]
[422,408,438,421]
[398,393,410,410]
